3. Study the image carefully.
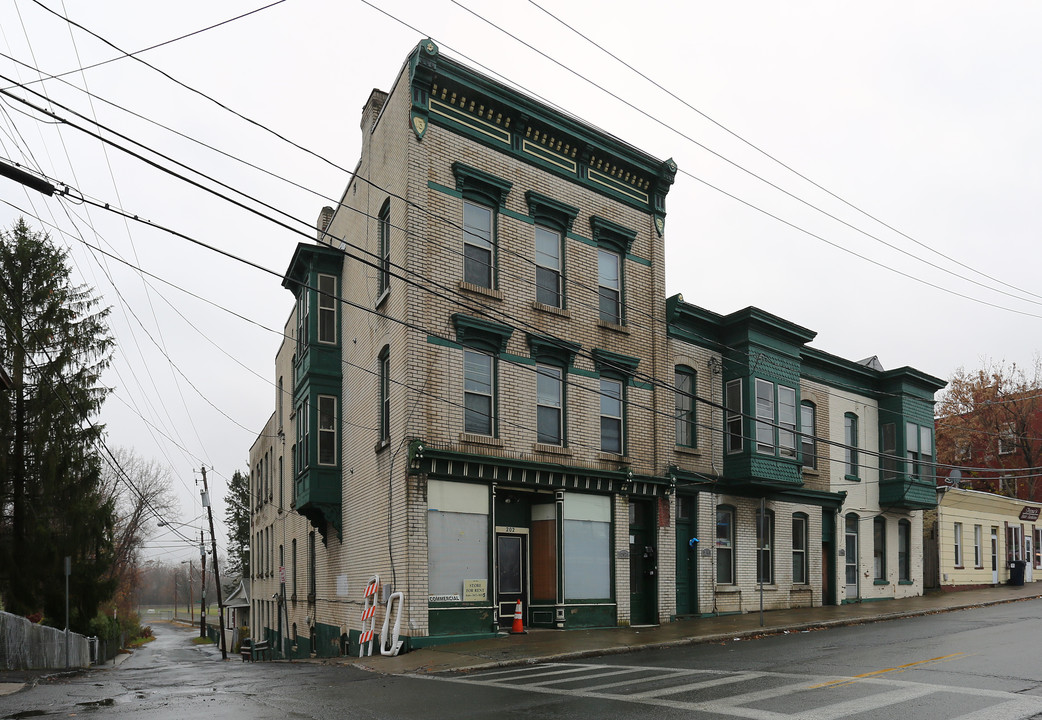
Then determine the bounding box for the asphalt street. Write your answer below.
[2,600,1041,719]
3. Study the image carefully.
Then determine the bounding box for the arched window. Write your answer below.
[792,513,809,584]
[844,413,859,479]
[756,508,775,584]
[716,505,736,584]
[675,366,697,447]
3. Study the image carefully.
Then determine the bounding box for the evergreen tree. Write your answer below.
[223,469,250,581]
[0,218,116,631]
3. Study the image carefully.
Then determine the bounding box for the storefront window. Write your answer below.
[563,495,610,600]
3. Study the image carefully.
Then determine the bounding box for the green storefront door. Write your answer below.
[628,498,658,625]
[675,495,698,615]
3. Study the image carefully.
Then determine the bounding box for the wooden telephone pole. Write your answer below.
[201,467,228,659]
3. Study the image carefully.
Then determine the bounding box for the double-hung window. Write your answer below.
[599,378,623,454]
[844,413,859,478]
[317,395,336,465]
[954,522,963,567]
[906,423,934,481]
[999,422,1016,455]
[755,379,796,457]
[716,506,735,584]
[464,349,495,436]
[535,226,562,307]
[536,364,563,445]
[597,249,621,324]
[756,509,774,584]
[296,398,310,472]
[974,524,983,568]
[898,519,911,582]
[378,200,391,296]
[296,285,309,352]
[379,346,390,443]
[453,163,511,290]
[463,200,494,288]
[675,366,696,447]
[317,274,336,344]
[873,517,886,581]
[792,514,808,584]
[526,191,577,309]
[800,401,816,468]
[725,379,743,453]
[590,216,635,326]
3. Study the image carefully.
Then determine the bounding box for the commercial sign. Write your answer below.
[1019,507,1040,521]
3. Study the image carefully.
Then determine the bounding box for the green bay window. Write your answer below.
[317,274,336,344]
[725,379,743,453]
[317,395,336,465]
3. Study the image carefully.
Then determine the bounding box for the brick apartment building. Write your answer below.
[248,39,945,657]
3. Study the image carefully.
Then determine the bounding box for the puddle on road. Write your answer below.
[76,698,115,708]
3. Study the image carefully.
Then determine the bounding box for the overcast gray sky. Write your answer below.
[2,1,1040,564]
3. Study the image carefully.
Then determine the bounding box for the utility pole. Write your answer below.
[199,530,207,639]
[201,466,228,660]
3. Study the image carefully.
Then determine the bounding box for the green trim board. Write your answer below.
[407,440,671,497]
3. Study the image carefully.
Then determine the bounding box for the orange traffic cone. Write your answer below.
[509,599,526,634]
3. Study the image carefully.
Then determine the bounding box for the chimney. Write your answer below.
[361,89,389,135]
[316,206,334,243]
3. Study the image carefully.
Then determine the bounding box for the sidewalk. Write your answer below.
[344,583,1042,675]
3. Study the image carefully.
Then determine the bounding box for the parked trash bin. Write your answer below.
[1009,560,1026,586]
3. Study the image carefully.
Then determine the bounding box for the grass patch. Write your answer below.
[191,636,215,645]
[127,635,156,649]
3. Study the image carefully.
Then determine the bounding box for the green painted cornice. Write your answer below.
[525,190,579,233]
[720,307,816,357]
[880,367,947,398]
[666,293,725,348]
[452,313,514,353]
[590,216,638,254]
[407,39,675,218]
[591,348,641,376]
[526,333,581,367]
[282,242,343,293]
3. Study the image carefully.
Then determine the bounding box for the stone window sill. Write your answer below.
[458,281,503,301]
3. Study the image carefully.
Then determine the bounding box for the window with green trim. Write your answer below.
[599,377,623,454]
[792,513,808,584]
[873,517,886,581]
[906,422,933,481]
[754,379,796,457]
[675,366,696,447]
[296,398,310,472]
[725,379,743,453]
[535,225,562,307]
[463,200,494,288]
[317,274,336,344]
[844,413,859,478]
[536,363,563,445]
[464,349,495,436]
[800,401,816,469]
[597,249,621,324]
[898,519,911,581]
[296,284,309,354]
[756,508,774,584]
[716,506,735,584]
[317,395,336,465]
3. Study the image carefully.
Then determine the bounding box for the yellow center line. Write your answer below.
[807,653,966,689]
